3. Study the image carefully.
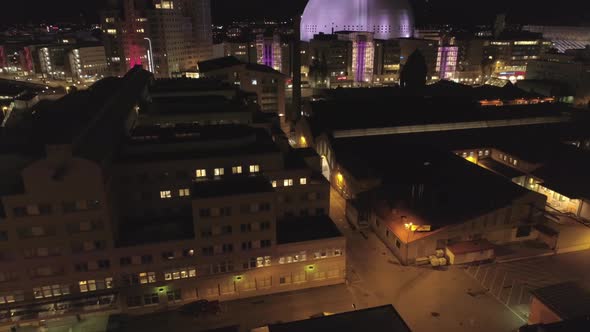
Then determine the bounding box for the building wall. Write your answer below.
[202,66,286,116]
[528,296,562,325]
[371,191,545,265]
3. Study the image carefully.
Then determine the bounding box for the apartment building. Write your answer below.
[198,57,287,117]
[0,67,345,325]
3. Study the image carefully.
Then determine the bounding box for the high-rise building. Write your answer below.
[101,0,213,78]
[179,0,213,61]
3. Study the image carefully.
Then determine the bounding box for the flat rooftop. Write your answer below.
[268,305,411,332]
[340,143,535,230]
[191,175,274,199]
[117,125,280,163]
[276,216,342,245]
[530,281,590,320]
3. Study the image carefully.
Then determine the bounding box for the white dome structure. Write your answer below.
[300,0,414,41]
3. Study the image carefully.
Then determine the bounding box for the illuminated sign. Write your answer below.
[415,225,432,232]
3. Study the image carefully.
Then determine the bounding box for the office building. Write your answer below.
[523,25,590,53]
[256,32,282,73]
[101,0,213,78]
[0,67,345,325]
[483,32,552,82]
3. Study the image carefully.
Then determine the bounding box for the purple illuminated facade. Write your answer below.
[356,40,367,82]
[301,0,414,42]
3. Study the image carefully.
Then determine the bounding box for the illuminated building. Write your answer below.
[436,46,458,80]
[373,39,401,85]
[398,38,439,80]
[523,25,590,53]
[101,0,213,78]
[0,67,344,324]
[212,41,257,64]
[256,32,282,73]
[300,0,414,42]
[308,33,353,88]
[483,33,552,83]
[523,50,590,106]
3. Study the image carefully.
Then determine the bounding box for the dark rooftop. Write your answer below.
[268,305,411,332]
[335,143,535,228]
[305,96,569,137]
[117,125,280,163]
[479,158,526,179]
[151,78,236,94]
[276,215,342,245]
[531,145,590,199]
[520,316,590,332]
[198,56,284,76]
[530,282,590,320]
[191,175,274,199]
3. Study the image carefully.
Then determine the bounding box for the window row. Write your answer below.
[194,165,260,179]
[0,291,24,304]
[13,200,101,218]
[271,177,307,188]
[198,202,271,218]
[33,284,71,299]
[201,240,272,256]
[164,267,197,280]
[200,222,271,237]
[159,188,191,199]
[79,278,114,292]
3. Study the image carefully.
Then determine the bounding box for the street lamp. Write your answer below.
[144,37,154,73]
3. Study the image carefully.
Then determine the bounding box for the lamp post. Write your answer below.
[144,37,154,73]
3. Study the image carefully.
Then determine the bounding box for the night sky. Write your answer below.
[0,0,588,26]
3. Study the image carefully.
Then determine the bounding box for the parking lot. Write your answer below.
[464,249,590,320]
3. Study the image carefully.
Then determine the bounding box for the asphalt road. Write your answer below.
[465,250,590,321]
[329,189,525,332]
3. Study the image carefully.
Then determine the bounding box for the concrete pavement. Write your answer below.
[329,189,525,332]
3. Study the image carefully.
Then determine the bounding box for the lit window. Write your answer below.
[106,29,117,35]
[195,169,207,178]
[79,280,88,292]
[214,168,225,176]
[249,165,260,173]
[160,190,172,199]
[179,188,190,197]
[251,79,258,85]
[232,166,242,174]
[283,179,293,187]
[299,178,307,185]
[139,272,156,284]
[271,181,277,188]
[513,160,518,166]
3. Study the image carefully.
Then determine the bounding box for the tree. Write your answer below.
[400,50,427,90]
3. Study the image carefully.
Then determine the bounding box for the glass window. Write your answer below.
[271,180,277,188]
[232,166,242,174]
[284,179,293,187]
[160,190,172,199]
[214,168,225,176]
[249,165,260,173]
[195,169,207,178]
[179,188,190,197]
[299,178,307,185]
